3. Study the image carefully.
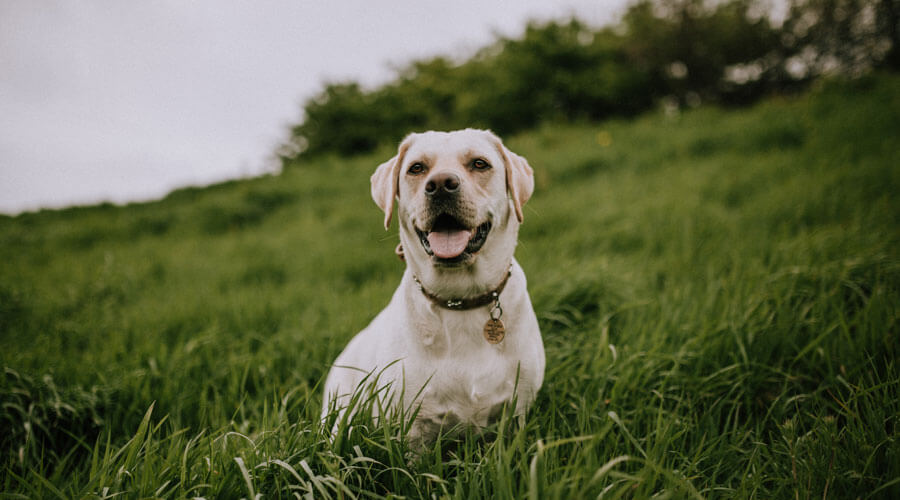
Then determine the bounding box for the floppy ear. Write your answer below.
[370,136,413,229]
[505,149,534,222]
[491,135,534,223]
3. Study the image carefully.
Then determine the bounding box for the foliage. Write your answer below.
[285,20,657,158]
[780,0,900,77]
[1,75,899,497]
[281,0,900,159]
[621,0,783,105]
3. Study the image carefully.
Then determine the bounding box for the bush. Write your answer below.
[280,0,899,161]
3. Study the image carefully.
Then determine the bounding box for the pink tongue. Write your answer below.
[427,229,472,259]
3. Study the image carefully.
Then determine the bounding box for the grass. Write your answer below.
[1,74,898,498]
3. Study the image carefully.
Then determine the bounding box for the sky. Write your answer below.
[0,1,630,214]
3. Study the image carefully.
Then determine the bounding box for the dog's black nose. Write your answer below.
[425,172,460,196]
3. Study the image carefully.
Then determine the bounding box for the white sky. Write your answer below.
[0,1,629,214]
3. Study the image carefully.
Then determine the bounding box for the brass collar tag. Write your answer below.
[483,291,505,344]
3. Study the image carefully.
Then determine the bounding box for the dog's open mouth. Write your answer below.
[415,214,491,262]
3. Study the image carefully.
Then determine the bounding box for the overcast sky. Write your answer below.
[0,1,629,214]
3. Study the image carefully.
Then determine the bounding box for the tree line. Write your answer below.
[279,0,899,161]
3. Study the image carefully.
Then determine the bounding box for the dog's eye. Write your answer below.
[407,162,426,175]
[471,158,491,170]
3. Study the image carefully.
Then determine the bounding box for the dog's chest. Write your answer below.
[412,327,518,425]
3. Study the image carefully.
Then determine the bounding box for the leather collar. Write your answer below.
[412,267,512,311]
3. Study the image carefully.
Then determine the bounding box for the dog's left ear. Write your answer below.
[371,135,414,229]
[490,133,534,223]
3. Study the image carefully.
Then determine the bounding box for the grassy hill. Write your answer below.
[1,75,898,498]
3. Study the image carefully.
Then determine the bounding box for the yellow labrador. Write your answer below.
[322,129,544,444]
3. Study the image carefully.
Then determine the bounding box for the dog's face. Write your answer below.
[398,131,509,266]
[371,129,533,291]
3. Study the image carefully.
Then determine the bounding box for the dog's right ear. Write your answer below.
[371,135,414,230]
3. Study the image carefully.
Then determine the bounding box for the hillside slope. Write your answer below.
[1,75,898,497]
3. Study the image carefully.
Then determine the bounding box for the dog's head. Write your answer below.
[371,129,533,293]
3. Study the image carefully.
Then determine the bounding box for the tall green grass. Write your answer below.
[1,75,898,498]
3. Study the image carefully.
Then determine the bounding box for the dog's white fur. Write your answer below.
[321,129,545,443]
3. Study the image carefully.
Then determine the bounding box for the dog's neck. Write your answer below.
[412,265,512,311]
[403,255,514,301]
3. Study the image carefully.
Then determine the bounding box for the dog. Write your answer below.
[321,129,545,445]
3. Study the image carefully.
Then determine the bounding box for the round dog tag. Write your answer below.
[483,318,506,344]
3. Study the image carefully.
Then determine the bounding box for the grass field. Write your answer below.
[1,74,898,498]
